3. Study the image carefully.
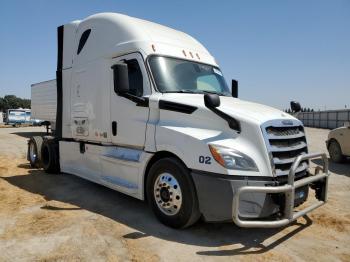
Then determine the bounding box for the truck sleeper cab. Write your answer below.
[28,13,329,229]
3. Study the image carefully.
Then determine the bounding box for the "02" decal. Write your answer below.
[199,156,211,164]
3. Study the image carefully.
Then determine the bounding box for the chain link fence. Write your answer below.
[297,109,350,129]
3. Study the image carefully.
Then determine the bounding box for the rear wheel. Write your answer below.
[146,157,200,228]
[328,140,345,163]
[27,136,43,168]
[41,138,60,173]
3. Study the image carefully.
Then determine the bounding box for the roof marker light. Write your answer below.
[196,53,200,60]
[152,44,156,52]
[182,50,187,57]
[189,51,194,58]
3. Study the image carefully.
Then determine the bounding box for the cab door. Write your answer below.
[101,53,151,196]
[109,53,151,148]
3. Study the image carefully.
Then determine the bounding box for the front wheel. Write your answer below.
[328,140,345,163]
[146,157,200,228]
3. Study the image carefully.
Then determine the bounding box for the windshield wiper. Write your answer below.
[200,90,229,96]
[163,89,229,96]
[163,89,202,94]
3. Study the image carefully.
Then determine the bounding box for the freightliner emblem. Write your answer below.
[282,120,293,125]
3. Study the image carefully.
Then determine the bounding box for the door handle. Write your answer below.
[112,121,117,136]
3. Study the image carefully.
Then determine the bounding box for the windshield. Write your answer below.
[9,111,24,116]
[148,56,231,96]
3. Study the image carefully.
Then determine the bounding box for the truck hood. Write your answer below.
[160,93,298,126]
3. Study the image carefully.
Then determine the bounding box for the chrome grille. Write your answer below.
[266,126,301,136]
[263,124,308,178]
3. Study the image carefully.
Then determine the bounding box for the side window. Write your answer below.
[77,29,91,55]
[125,59,143,97]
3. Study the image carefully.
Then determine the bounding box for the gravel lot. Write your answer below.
[0,126,349,261]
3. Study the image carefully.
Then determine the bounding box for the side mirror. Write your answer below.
[204,93,220,108]
[232,79,238,98]
[290,101,301,113]
[111,63,129,94]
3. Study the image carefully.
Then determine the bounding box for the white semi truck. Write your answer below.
[28,13,329,228]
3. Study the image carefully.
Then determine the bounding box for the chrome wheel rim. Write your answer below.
[29,142,37,163]
[154,173,182,216]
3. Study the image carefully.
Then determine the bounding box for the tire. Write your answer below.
[41,138,60,173]
[146,157,201,229]
[328,140,345,163]
[27,136,43,168]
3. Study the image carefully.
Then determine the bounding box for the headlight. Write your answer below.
[209,144,259,171]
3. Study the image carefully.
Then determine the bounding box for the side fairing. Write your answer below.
[69,59,111,142]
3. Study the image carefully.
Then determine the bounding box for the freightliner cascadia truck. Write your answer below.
[28,13,329,228]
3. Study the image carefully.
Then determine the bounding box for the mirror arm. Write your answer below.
[206,105,241,133]
[120,92,149,107]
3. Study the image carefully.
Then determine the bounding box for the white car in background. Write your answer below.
[327,122,350,163]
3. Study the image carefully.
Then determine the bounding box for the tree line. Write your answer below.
[0,95,31,112]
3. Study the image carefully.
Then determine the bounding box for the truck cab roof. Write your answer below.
[62,12,216,70]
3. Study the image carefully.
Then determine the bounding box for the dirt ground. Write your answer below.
[0,126,349,262]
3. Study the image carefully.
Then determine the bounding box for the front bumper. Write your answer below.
[191,152,329,228]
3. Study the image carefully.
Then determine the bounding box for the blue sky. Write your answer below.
[0,0,349,110]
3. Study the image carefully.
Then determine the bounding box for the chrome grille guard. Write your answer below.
[232,152,329,228]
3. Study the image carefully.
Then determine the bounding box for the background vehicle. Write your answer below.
[0,111,3,124]
[28,13,329,229]
[24,109,31,124]
[6,109,26,126]
[327,122,350,162]
[31,118,44,126]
